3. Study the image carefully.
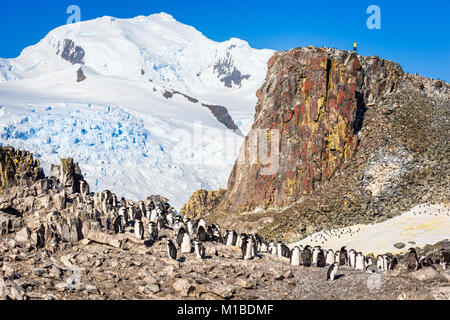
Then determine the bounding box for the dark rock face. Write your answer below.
[76,67,86,82]
[60,39,85,65]
[202,104,244,136]
[161,89,242,135]
[181,46,449,241]
[214,53,250,88]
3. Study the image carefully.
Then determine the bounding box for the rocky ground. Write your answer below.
[1,147,449,301]
[1,227,449,300]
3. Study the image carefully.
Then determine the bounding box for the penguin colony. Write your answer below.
[98,191,450,282]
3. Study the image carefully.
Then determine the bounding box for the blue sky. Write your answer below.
[0,0,449,81]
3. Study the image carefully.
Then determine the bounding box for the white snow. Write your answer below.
[0,13,275,209]
[290,204,450,255]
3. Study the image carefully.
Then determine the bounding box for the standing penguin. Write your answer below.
[377,255,385,271]
[134,220,144,240]
[268,241,277,255]
[312,246,321,266]
[148,222,158,242]
[339,246,348,266]
[302,246,313,267]
[196,226,207,242]
[325,249,335,266]
[327,263,339,282]
[186,219,195,236]
[316,249,326,268]
[193,241,206,259]
[260,242,269,253]
[334,251,341,264]
[277,242,291,259]
[113,215,124,234]
[167,240,177,260]
[348,249,356,268]
[176,228,187,248]
[407,248,420,272]
[243,237,255,260]
[291,247,301,266]
[355,252,365,270]
[181,233,192,253]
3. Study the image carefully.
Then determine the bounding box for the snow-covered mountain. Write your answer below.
[0,13,274,209]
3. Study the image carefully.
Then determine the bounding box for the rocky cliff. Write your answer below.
[181,46,450,241]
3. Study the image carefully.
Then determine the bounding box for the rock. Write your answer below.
[212,284,235,299]
[2,264,18,279]
[172,279,194,297]
[394,243,406,249]
[15,228,31,243]
[145,282,160,294]
[85,284,99,294]
[33,268,46,276]
[409,267,440,281]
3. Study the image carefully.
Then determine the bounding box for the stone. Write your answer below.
[85,284,99,294]
[15,228,31,243]
[172,279,193,297]
[212,284,235,299]
[394,243,406,249]
[409,267,440,281]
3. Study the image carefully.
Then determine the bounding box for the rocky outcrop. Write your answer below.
[76,67,86,82]
[182,46,449,240]
[0,146,44,191]
[180,189,226,220]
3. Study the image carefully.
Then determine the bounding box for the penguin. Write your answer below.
[80,180,90,195]
[419,256,434,268]
[194,218,207,234]
[316,249,326,268]
[325,249,335,266]
[377,255,385,271]
[186,219,195,236]
[119,207,128,226]
[355,252,365,270]
[407,248,420,272]
[113,215,124,234]
[138,201,146,218]
[339,246,348,266]
[277,242,291,259]
[150,209,158,224]
[269,241,277,255]
[128,206,136,221]
[166,212,174,226]
[193,241,205,259]
[112,194,118,208]
[302,245,312,267]
[348,249,356,268]
[327,263,339,282]
[148,222,158,242]
[236,234,246,249]
[440,249,450,270]
[243,237,255,260]
[225,230,234,246]
[156,216,165,231]
[211,225,223,244]
[167,240,177,260]
[290,247,301,266]
[334,251,341,264]
[312,246,321,265]
[196,226,207,242]
[134,220,144,240]
[260,242,269,253]
[366,256,374,266]
[181,233,192,253]
[176,227,187,248]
